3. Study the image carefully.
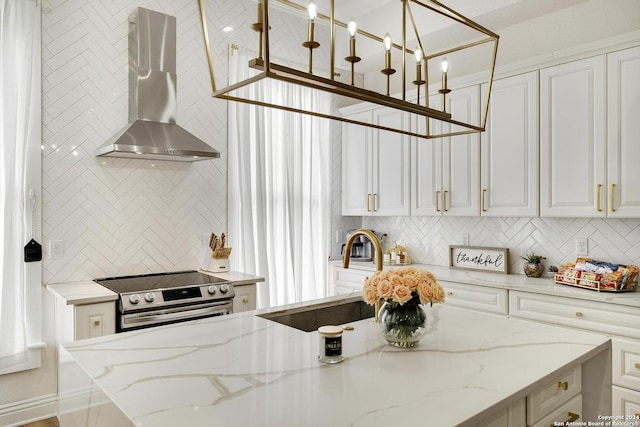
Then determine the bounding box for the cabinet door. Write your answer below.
[342,110,372,215]
[74,302,116,340]
[442,85,480,216]
[608,46,640,218]
[411,96,443,216]
[372,108,410,216]
[540,56,606,217]
[481,72,539,217]
[233,284,257,312]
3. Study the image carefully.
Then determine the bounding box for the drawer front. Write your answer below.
[612,386,640,426]
[530,393,582,427]
[510,291,640,340]
[614,339,640,391]
[441,281,508,315]
[479,398,526,427]
[528,365,581,425]
[334,267,371,292]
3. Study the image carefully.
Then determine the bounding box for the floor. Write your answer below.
[19,417,59,427]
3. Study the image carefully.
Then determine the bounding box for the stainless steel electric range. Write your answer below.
[94,270,234,332]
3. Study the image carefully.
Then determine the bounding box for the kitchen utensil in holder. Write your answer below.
[205,232,232,272]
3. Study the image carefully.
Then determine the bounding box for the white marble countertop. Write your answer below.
[60,295,610,426]
[46,281,118,305]
[47,271,264,306]
[330,260,640,308]
[200,270,265,286]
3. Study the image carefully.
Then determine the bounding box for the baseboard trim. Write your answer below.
[0,393,58,427]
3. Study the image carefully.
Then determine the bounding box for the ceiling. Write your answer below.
[311,0,590,72]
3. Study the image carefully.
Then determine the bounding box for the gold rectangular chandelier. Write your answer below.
[198,0,499,139]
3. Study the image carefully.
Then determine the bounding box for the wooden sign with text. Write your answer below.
[449,245,509,274]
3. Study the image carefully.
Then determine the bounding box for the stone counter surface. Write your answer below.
[60,295,610,427]
[330,260,640,308]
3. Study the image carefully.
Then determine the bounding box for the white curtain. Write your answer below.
[0,0,41,370]
[228,47,331,308]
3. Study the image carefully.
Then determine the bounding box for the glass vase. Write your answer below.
[378,298,427,348]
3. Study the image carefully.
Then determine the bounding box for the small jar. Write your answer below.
[318,325,344,364]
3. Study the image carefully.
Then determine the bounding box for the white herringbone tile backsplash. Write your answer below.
[361,216,640,275]
[41,0,231,283]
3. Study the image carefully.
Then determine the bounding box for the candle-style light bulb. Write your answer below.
[441,57,449,74]
[257,0,263,25]
[308,0,317,21]
[383,33,392,52]
[348,18,357,38]
[414,47,422,64]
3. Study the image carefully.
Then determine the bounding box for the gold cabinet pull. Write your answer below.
[373,193,378,212]
[436,190,441,212]
[634,362,640,370]
[610,183,616,212]
[366,193,371,212]
[444,190,448,212]
[551,412,579,427]
[482,189,487,212]
[558,381,569,391]
[575,311,583,317]
[596,184,602,212]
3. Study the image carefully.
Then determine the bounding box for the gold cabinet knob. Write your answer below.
[447,291,453,296]
[575,311,583,317]
[635,362,640,370]
[242,297,249,304]
[558,381,569,391]
[93,320,101,327]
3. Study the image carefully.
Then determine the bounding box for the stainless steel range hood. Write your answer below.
[95,7,220,162]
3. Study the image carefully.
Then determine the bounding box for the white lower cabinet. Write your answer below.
[612,386,640,424]
[56,300,116,342]
[480,399,526,427]
[440,280,508,316]
[233,283,257,312]
[509,290,640,420]
[532,394,582,427]
[527,366,581,425]
[329,264,371,295]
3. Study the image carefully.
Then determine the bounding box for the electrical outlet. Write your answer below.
[458,234,470,246]
[575,238,588,256]
[336,230,344,243]
[49,240,63,259]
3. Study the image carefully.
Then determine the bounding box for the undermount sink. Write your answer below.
[257,299,375,332]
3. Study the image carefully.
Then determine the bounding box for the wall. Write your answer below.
[1,0,229,422]
[338,0,640,274]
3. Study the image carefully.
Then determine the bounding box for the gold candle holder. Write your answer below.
[412,47,425,105]
[439,57,451,112]
[302,1,320,74]
[344,18,360,86]
[250,1,267,59]
[380,33,396,96]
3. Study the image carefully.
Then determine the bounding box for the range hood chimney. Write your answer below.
[95,7,220,162]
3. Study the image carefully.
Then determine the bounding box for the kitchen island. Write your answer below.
[58,294,611,426]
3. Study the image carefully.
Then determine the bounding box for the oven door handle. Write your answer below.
[122,302,232,327]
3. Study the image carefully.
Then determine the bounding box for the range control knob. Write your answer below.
[207,285,217,295]
[129,294,141,304]
[220,284,230,294]
[144,292,155,302]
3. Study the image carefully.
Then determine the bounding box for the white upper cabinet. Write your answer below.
[342,107,410,216]
[412,86,480,216]
[607,46,640,218]
[540,56,607,217]
[481,71,539,217]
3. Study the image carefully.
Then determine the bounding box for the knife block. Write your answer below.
[208,257,230,272]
